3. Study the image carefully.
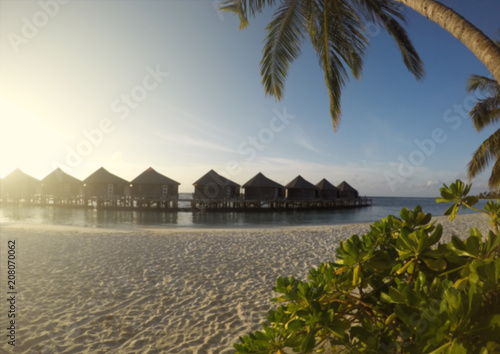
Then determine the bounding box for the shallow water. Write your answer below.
[0,196,489,229]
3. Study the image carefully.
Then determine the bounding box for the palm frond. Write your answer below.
[312,0,367,129]
[302,0,320,45]
[467,128,500,181]
[222,0,421,130]
[467,39,500,189]
[466,75,500,97]
[219,0,277,29]
[260,0,308,99]
[470,96,500,131]
[488,157,500,190]
[356,0,424,80]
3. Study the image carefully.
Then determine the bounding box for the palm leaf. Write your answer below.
[489,156,500,189]
[221,0,421,129]
[313,0,367,129]
[356,0,424,80]
[260,0,308,99]
[466,40,500,189]
[467,129,500,183]
[469,96,500,131]
[219,0,277,29]
[467,75,500,97]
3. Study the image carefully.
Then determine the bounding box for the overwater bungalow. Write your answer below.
[1,165,371,211]
[337,181,359,200]
[316,178,339,200]
[83,167,129,200]
[130,167,180,203]
[285,175,318,201]
[242,172,285,200]
[192,169,240,200]
[41,168,83,199]
[0,169,41,202]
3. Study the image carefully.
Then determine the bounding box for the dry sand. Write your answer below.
[0,213,491,354]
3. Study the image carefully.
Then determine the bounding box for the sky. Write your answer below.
[0,0,499,197]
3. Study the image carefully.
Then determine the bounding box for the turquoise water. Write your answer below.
[0,196,490,229]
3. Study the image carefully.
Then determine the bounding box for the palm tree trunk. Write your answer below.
[396,0,500,84]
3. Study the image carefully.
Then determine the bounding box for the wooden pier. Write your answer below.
[0,195,179,211]
[0,195,371,212]
[191,197,372,212]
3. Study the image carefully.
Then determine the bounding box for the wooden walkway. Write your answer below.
[0,195,372,212]
[191,197,371,211]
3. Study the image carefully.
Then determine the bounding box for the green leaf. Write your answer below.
[407,260,415,274]
[443,203,458,219]
[423,256,447,272]
[349,326,370,341]
[428,341,452,354]
[448,236,474,257]
[489,314,500,329]
[465,235,481,257]
[449,341,467,354]
[486,231,500,255]
[400,207,410,222]
[352,264,361,286]
[396,259,415,275]
[464,196,479,206]
[327,319,350,339]
[428,224,443,246]
[485,200,500,213]
[437,180,477,217]
[388,288,406,304]
[380,292,393,303]
[301,330,315,353]
[366,251,393,272]
[452,277,469,291]
[487,342,500,351]
[396,229,418,254]
[449,204,459,220]
[286,319,304,331]
[419,212,433,226]
[385,312,397,325]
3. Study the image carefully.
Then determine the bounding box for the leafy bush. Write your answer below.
[234,180,500,353]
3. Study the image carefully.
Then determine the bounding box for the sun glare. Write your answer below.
[0,98,64,179]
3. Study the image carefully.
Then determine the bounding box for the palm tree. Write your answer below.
[220,0,500,130]
[467,42,500,189]
[397,0,500,83]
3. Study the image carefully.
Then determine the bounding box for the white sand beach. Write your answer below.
[0,213,492,354]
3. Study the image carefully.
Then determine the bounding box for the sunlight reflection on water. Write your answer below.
[0,197,488,229]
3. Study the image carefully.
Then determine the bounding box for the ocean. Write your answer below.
[0,196,490,229]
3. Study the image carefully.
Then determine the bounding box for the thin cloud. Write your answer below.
[154,100,238,142]
[295,136,323,154]
[164,134,235,153]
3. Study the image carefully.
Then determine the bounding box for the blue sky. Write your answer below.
[0,0,499,196]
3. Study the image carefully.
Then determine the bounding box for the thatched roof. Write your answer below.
[316,178,339,191]
[42,168,81,185]
[131,167,179,185]
[83,167,128,184]
[242,172,284,189]
[2,168,40,185]
[285,175,318,190]
[193,170,240,187]
[337,181,358,192]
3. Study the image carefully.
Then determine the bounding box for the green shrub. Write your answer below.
[234,180,500,353]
